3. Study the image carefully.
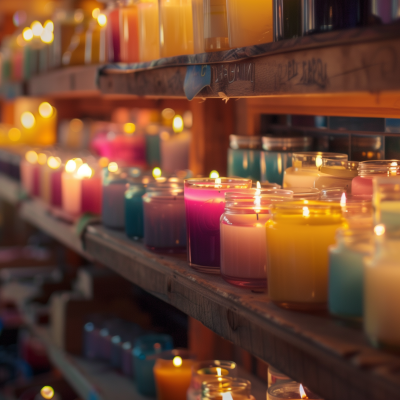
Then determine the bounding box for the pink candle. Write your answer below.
[81,175,102,215]
[20,151,39,196]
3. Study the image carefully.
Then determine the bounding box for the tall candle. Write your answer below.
[38,152,50,204]
[21,150,40,196]
[47,156,63,208]
[80,164,102,215]
[120,3,140,63]
[184,178,252,273]
[61,159,84,216]
[160,130,190,174]
[138,0,160,62]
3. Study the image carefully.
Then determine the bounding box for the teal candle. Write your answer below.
[125,183,147,238]
[145,129,161,168]
[328,229,374,318]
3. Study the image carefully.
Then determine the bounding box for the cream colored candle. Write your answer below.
[61,159,82,216]
[138,0,160,61]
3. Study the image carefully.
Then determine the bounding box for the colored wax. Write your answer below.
[61,171,81,215]
[138,0,160,62]
[81,175,102,214]
[228,149,261,181]
[125,184,146,238]
[204,0,230,51]
[51,170,62,207]
[102,182,128,229]
[260,152,292,186]
[120,4,140,63]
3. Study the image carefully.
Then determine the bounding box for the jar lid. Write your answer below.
[184,178,252,190]
[292,152,348,168]
[229,135,262,150]
[290,187,320,200]
[358,160,400,177]
[262,136,313,151]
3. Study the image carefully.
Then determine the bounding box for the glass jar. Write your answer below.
[204,0,230,51]
[159,0,194,58]
[315,159,358,193]
[188,361,237,400]
[228,135,262,181]
[143,184,186,252]
[106,0,122,62]
[372,0,400,23]
[192,0,205,53]
[274,0,302,40]
[254,181,281,189]
[267,366,292,388]
[102,166,142,229]
[226,0,273,48]
[329,228,374,319]
[160,129,191,174]
[352,160,400,197]
[290,187,320,200]
[133,334,174,396]
[138,0,160,62]
[261,136,312,186]
[351,135,383,161]
[320,187,347,200]
[120,0,140,63]
[202,377,253,400]
[364,230,400,350]
[303,0,371,35]
[184,178,252,273]
[283,152,348,189]
[266,201,344,310]
[267,382,322,400]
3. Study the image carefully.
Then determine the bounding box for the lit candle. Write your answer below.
[184,178,252,273]
[202,377,253,400]
[119,2,140,63]
[267,382,322,400]
[160,128,191,175]
[154,350,195,400]
[79,163,102,215]
[266,201,344,310]
[47,156,63,208]
[315,159,358,193]
[61,158,83,216]
[137,0,160,62]
[21,150,39,196]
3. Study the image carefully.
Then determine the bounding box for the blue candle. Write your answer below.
[145,127,161,168]
[328,228,374,318]
[132,334,173,396]
[125,182,148,238]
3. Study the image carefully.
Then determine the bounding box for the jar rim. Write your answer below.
[262,136,312,151]
[184,178,252,189]
[271,200,342,211]
[358,160,400,176]
[229,135,262,149]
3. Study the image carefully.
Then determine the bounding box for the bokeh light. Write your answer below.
[8,128,21,142]
[108,162,119,172]
[22,27,33,41]
[123,122,135,134]
[97,14,107,27]
[21,112,35,129]
[209,170,219,178]
[31,21,44,37]
[172,115,184,133]
[39,102,53,118]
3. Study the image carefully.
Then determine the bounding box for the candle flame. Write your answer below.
[302,206,310,217]
[47,156,61,169]
[173,356,182,367]
[40,386,54,399]
[390,161,398,176]
[65,159,76,173]
[152,167,162,178]
[108,162,118,173]
[256,181,261,189]
[299,384,308,399]
[315,156,322,168]
[374,224,385,236]
[340,192,347,207]
[216,367,222,376]
[222,393,234,400]
[210,170,219,179]
[172,115,184,133]
[77,163,93,179]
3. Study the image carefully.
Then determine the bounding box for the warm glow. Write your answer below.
[256,181,261,189]
[152,167,162,178]
[47,156,61,169]
[41,30,54,44]
[209,170,219,179]
[44,20,54,32]
[315,156,323,168]
[216,367,222,376]
[108,162,119,173]
[21,112,35,129]
[303,206,310,217]
[40,386,54,399]
[299,385,308,399]
[22,27,33,41]
[74,9,84,23]
[374,224,386,236]
[70,118,83,132]
[8,128,21,141]
[162,108,175,120]
[26,151,38,164]
[92,8,101,18]
[31,21,43,37]
[255,181,261,196]
[340,192,347,207]
[98,157,109,168]
[65,160,77,173]
[215,178,221,184]
[38,153,47,165]
[160,130,170,141]
[222,393,234,400]
[173,356,182,367]
[172,115,184,133]
[390,161,398,176]
[97,14,107,27]
[39,102,53,118]
[77,163,93,179]
[123,122,136,134]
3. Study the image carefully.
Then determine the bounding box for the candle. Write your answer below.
[184,178,252,273]
[220,190,293,289]
[133,334,174,397]
[202,377,253,400]
[38,152,50,204]
[328,228,374,319]
[61,159,83,216]
[315,159,358,193]
[47,156,63,208]
[80,164,102,215]
[160,130,190,174]
[267,382,322,400]
[145,125,161,168]
[159,0,194,58]
[261,136,312,186]
[266,201,344,310]
[268,366,291,388]
[138,0,160,62]
[21,150,39,196]
[154,350,195,400]
[204,0,230,52]
[106,5,121,62]
[192,0,205,53]
[119,2,140,63]
[283,152,348,189]
[226,0,273,48]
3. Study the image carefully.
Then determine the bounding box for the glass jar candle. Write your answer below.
[328,228,374,319]
[143,184,186,252]
[202,377,253,400]
[188,361,237,400]
[159,0,194,58]
[283,152,348,189]
[364,230,400,350]
[184,178,252,273]
[267,382,322,400]
[133,334,174,396]
[228,135,262,181]
[102,166,142,229]
[315,159,359,193]
[221,191,292,289]
[372,0,400,23]
[290,187,320,200]
[267,366,292,387]
[120,0,140,63]
[138,0,160,62]
[21,150,40,197]
[261,136,312,186]
[160,130,191,174]
[192,0,205,53]
[154,349,196,400]
[274,0,302,40]
[352,160,400,197]
[204,0,230,51]
[266,201,344,310]
[226,0,273,48]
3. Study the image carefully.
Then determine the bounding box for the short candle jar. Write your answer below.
[267,382,322,400]
[329,228,374,319]
[184,178,252,273]
[220,190,293,289]
[290,187,320,200]
[202,377,254,400]
[188,360,237,400]
[266,201,344,310]
[261,136,312,186]
[267,366,292,388]
[352,160,400,197]
[283,152,348,189]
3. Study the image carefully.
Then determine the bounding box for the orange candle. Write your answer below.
[154,352,195,400]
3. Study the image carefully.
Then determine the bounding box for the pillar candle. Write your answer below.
[160,130,191,174]
[125,180,148,239]
[138,0,160,62]
[119,3,140,63]
[81,175,102,215]
[61,158,84,216]
[38,153,51,204]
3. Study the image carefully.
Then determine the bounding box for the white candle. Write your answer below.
[61,158,83,216]
[160,130,191,174]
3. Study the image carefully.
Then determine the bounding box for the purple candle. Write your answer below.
[184,178,252,273]
[51,170,62,207]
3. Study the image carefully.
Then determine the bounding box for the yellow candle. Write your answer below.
[159,0,194,58]
[202,377,252,400]
[266,201,344,310]
[138,0,160,61]
[154,355,195,400]
[226,0,273,48]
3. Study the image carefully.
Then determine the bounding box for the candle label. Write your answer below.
[184,65,211,100]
